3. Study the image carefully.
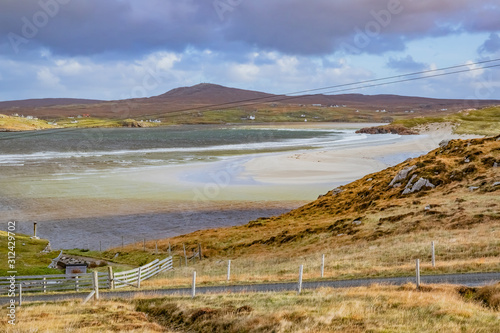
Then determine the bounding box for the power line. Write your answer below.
[0,58,499,141]
[148,57,500,118]
[322,63,500,95]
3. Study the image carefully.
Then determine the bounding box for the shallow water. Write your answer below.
[1,207,294,250]
[0,124,407,249]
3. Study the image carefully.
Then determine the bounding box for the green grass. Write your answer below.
[157,106,389,125]
[64,248,162,267]
[0,231,62,276]
[0,114,56,131]
[55,117,129,128]
[393,106,500,135]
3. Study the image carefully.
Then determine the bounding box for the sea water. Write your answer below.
[0,124,405,249]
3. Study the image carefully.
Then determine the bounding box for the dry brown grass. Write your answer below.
[86,135,500,289]
[6,284,499,332]
[1,300,166,332]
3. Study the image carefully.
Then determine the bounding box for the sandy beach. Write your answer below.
[0,122,482,249]
[243,122,479,185]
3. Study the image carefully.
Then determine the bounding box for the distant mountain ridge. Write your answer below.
[0,98,103,109]
[0,83,499,119]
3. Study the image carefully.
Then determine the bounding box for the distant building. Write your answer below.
[65,263,88,275]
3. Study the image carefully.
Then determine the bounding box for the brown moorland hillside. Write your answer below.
[1,84,499,121]
[160,135,500,258]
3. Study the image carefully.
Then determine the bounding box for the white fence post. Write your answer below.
[298,265,304,295]
[19,283,22,306]
[431,241,435,268]
[43,277,47,293]
[192,271,196,298]
[108,266,114,290]
[321,254,325,278]
[137,267,142,288]
[93,271,99,300]
[227,260,231,281]
[416,259,421,290]
[75,275,80,292]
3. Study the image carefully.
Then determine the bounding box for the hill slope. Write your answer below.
[163,135,500,256]
[1,84,499,123]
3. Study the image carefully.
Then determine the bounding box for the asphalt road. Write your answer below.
[2,272,499,305]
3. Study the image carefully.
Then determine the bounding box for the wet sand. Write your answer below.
[1,123,481,250]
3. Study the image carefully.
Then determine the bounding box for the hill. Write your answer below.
[0,84,499,124]
[153,83,275,104]
[75,135,500,283]
[0,98,103,109]
[163,135,500,256]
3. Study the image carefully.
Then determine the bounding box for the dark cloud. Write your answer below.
[1,0,499,57]
[479,33,500,54]
[386,55,427,72]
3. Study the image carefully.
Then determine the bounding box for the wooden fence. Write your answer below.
[113,257,173,289]
[0,256,173,294]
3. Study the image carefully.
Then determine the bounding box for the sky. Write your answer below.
[0,0,500,102]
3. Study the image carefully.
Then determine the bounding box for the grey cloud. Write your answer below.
[386,55,427,72]
[1,0,500,58]
[479,33,500,54]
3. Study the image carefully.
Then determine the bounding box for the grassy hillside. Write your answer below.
[393,106,500,135]
[0,231,61,275]
[0,114,56,131]
[73,135,500,286]
[4,284,500,332]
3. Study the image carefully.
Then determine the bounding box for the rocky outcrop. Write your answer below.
[389,165,416,187]
[356,124,418,135]
[403,177,435,194]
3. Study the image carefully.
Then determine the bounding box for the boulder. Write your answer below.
[439,139,451,148]
[403,177,435,194]
[331,188,343,196]
[389,165,416,187]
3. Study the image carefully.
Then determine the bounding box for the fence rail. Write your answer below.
[0,256,173,294]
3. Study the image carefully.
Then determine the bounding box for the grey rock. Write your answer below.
[464,158,470,163]
[469,186,479,192]
[352,220,362,226]
[393,182,402,188]
[439,139,451,148]
[366,178,373,182]
[494,162,498,168]
[403,174,419,192]
[332,188,343,195]
[389,165,416,187]
[425,205,431,210]
[492,182,500,187]
[403,177,436,194]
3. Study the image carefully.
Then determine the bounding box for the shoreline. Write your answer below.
[0,123,483,249]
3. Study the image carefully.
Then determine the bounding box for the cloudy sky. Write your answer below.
[1,0,499,101]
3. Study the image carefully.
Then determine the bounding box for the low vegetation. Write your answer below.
[64,135,500,289]
[0,114,56,131]
[0,231,61,276]
[392,106,500,136]
[4,284,500,332]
